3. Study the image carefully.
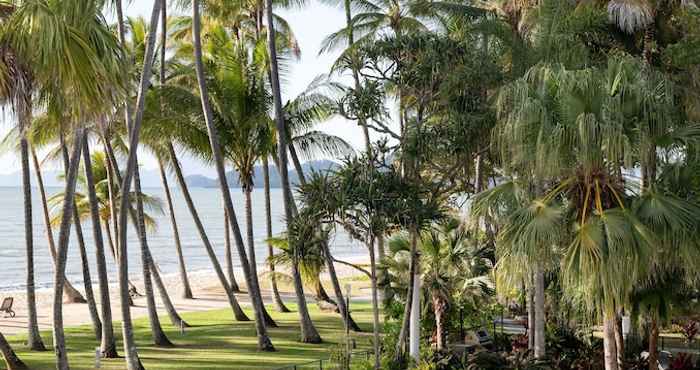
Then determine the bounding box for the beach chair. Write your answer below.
[0,297,15,318]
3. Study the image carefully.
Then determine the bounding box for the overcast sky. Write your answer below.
[0,1,370,177]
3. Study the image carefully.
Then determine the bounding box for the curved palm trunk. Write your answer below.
[158,160,193,299]
[59,134,102,341]
[30,148,86,304]
[263,158,290,312]
[82,137,118,358]
[168,144,249,321]
[224,208,241,293]
[368,239,381,369]
[603,312,620,370]
[243,188,277,328]
[192,0,274,350]
[52,126,86,370]
[21,134,45,351]
[321,240,360,331]
[0,331,28,370]
[114,0,163,366]
[275,131,320,342]
[534,266,546,359]
[134,165,174,347]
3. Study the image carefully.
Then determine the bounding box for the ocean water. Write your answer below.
[0,186,363,292]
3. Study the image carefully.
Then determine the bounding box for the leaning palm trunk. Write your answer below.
[103,141,188,331]
[243,187,278,327]
[21,133,45,351]
[603,312,619,370]
[263,158,290,312]
[320,239,360,331]
[534,266,546,358]
[0,331,28,370]
[192,0,274,350]
[368,239,381,369]
[52,126,86,369]
[30,149,86,304]
[114,0,163,367]
[269,70,321,343]
[158,160,194,299]
[82,137,118,357]
[168,144,249,322]
[224,207,241,293]
[133,164,173,347]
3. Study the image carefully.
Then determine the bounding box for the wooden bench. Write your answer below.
[0,297,15,318]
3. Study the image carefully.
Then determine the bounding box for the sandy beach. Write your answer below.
[0,255,371,336]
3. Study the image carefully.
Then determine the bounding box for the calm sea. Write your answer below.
[0,186,362,292]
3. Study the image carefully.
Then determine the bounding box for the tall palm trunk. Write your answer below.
[243,187,277,327]
[648,316,659,370]
[0,332,28,370]
[82,136,118,358]
[527,282,535,350]
[395,230,418,360]
[114,0,162,367]
[432,292,446,351]
[268,46,321,341]
[103,140,188,331]
[21,128,45,351]
[158,160,193,299]
[59,136,102,342]
[30,149,86,304]
[168,144,249,321]
[263,158,290,312]
[533,266,546,359]
[614,314,624,369]
[368,238,381,369]
[52,126,86,370]
[224,207,241,293]
[192,0,274,350]
[603,312,620,370]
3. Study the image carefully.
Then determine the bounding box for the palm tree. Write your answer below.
[262,156,290,312]
[192,0,275,350]
[264,0,322,344]
[0,331,28,370]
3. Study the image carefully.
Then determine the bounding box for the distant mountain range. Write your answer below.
[184,160,339,188]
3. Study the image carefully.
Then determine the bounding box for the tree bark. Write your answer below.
[648,316,659,370]
[158,160,194,299]
[528,279,535,350]
[21,131,45,351]
[409,268,421,362]
[264,0,321,343]
[244,187,278,327]
[82,137,118,358]
[369,239,381,369]
[614,313,624,369]
[30,148,86,304]
[52,126,86,370]
[168,144,249,322]
[59,135,102,342]
[603,312,620,370]
[263,158,290,312]
[192,0,274,350]
[0,331,28,370]
[395,230,418,360]
[224,207,241,293]
[321,239,361,331]
[534,266,546,359]
[114,0,162,366]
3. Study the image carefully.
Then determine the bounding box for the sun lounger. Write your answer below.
[0,297,15,318]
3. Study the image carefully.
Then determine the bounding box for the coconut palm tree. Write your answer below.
[264,0,322,344]
[192,0,275,349]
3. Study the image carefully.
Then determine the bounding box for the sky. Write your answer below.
[0,1,371,177]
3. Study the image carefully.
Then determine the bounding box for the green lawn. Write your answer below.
[4,302,376,370]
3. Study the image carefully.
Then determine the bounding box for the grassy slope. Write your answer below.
[5,302,375,370]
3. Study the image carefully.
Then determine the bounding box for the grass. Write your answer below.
[4,302,377,370]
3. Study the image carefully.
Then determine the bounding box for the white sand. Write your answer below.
[0,255,371,336]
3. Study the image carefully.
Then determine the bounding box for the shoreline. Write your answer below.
[0,255,371,336]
